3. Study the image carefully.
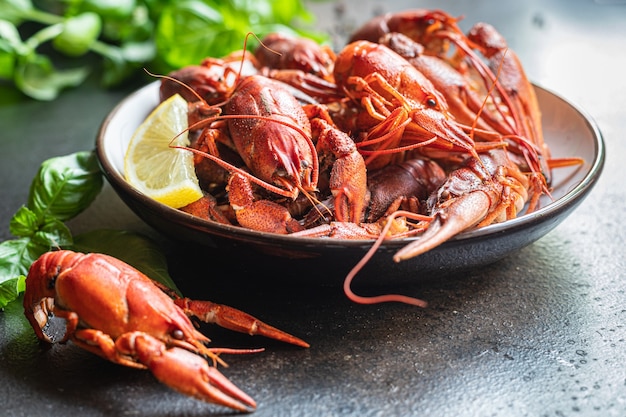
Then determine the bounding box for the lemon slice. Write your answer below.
[124,93,203,208]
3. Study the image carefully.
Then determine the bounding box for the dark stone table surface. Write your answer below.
[1,1,625,416]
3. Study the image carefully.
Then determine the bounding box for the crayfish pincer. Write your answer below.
[23,250,308,412]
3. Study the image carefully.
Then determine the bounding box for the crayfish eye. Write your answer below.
[426,97,437,108]
[171,329,184,340]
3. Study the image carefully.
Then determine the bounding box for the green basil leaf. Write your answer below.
[0,238,49,287]
[0,20,24,80]
[155,0,224,68]
[0,0,34,24]
[31,217,73,248]
[99,7,153,44]
[14,53,90,100]
[53,12,102,57]
[0,46,16,80]
[0,19,25,49]
[72,229,181,295]
[0,275,25,309]
[120,39,156,64]
[100,40,155,87]
[8,206,38,237]
[28,151,103,222]
[77,0,135,20]
[270,0,315,25]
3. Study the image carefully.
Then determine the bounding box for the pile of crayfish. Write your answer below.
[159,9,576,271]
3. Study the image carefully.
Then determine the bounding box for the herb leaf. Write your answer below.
[28,151,103,222]
[14,53,91,101]
[0,150,180,308]
[0,238,49,300]
[0,151,102,295]
[0,276,26,309]
[0,151,103,306]
[3,0,328,99]
[52,12,103,57]
[8,206,39,237]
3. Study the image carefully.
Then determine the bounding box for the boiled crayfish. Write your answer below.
[23,250,308,412]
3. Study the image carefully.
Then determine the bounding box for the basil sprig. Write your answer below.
[0,0,327,100]
[0,150,178,308]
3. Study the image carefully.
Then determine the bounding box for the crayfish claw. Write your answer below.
[393,190,492,262]
[128,332,257,412]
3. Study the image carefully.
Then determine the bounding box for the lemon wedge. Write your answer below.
[124,93,203,208]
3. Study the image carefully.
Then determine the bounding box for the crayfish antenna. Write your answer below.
[144,68,208,104]
[343,211,430,308]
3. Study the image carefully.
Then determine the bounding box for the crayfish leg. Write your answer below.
[227,172,306,234]
[71,329,146,369]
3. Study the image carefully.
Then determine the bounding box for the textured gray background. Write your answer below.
[1,1,625,416]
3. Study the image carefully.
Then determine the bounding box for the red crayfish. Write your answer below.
[161,45,369,231]
[23,250,308,412]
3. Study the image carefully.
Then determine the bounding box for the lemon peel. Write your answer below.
[124,93,203,208]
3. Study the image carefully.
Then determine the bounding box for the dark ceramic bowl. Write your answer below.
[96,82,604,283]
